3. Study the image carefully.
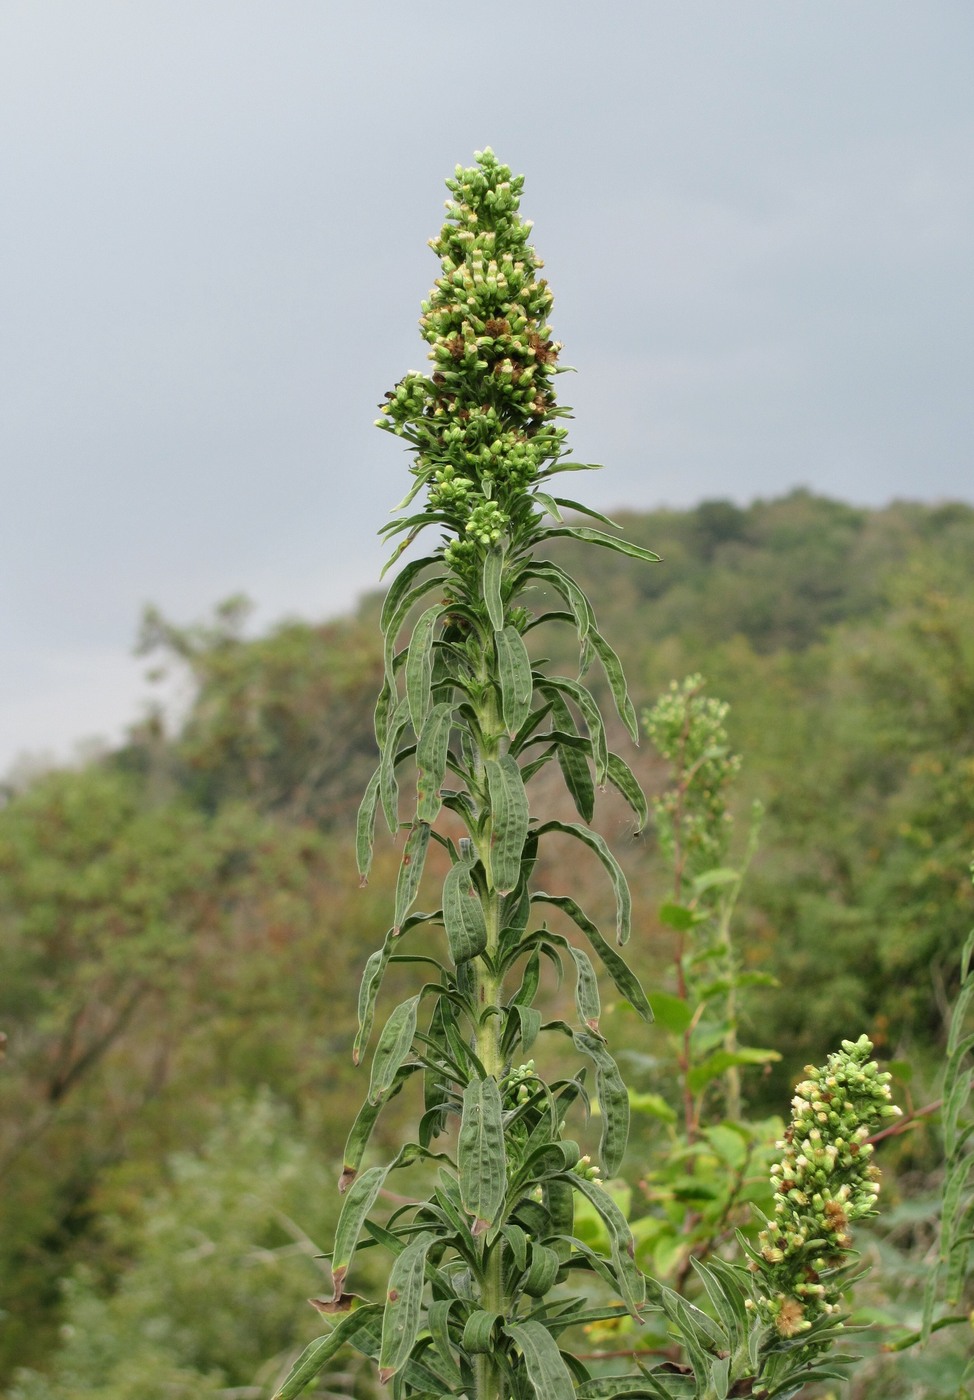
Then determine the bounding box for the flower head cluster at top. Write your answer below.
[376,149,570,575]
[750,1035,901,1339]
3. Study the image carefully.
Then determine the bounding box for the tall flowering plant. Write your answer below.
[273,151,658,1400]
[272,152,897,1400]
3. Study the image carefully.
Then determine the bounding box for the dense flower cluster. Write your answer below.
[643,675,742,880]
[750,1035,901,1337]
[376,149,571,573]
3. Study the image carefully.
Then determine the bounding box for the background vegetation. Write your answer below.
[2,490,972,1397]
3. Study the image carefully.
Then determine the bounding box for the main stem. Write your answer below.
[472,643,509,1400]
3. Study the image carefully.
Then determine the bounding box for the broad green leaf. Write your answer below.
[394,821,431,933]
[507,1320,576,1400]
[533,892,653,1021]
[368,995,419,1104]
[687,1046,781,1095]
[273,1305,384,1399]
[415,702,454,822]
[486,754,530,894]
[355,766,381,882]
[483,544,506,630]
[331,1165,388,1297]
[405,605,443,735]
[646,988,693,1035]
[458,1076,506,1232]
[496,625,534,736]
[378,1234,433,1382]
[574,1030,629,1176]
[658,901,698,932]
[522,1243,561,1297]
[628,1090,677,1123]
[536,821,632,945]
[442,857,488,963]
[541,525,661,563]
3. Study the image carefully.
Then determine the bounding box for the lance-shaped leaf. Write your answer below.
[340,1063,421,1190]
[353,943,389,1065]
[458,1075,506,1234]
[541,525,660,563]
[273,1305,384,1400]
[535,821,632,945]
[495,625,534,736]
[378,1233,434,1383]
[588,627,639,743]
[382,571,447,692]
[486,754,530,895]
[567,1173,645,1316]
[442,857,488,963]
[524,560,595,651]
[330,1165,388,1299]
[540,676,608,785]
[568,944,602,1034]
[368,995,420,1104]
[415,702,454,822]
[550,496,620,529]
[405,605,444,735]
[380,696,410,833]
[427,1298,465,1388]
[547,695,595,823]
[394,821,431,933]
[379,556,445,637]
[532,892,653,1021]
[573,1029,630,1176]
[355,766,381,882]
[483,544,506,630]
[507,1320,576,1400]
[605,751,648,831]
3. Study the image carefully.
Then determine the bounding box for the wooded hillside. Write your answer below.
[2,490,972,1396]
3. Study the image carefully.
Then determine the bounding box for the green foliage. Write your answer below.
[10,1097,364,1400]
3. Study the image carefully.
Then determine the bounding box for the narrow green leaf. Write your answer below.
[462,1310,502,1353]
[536,821,632,945]
[551,497,621,529]
[548,694,595,823]
[540,677,608,785]
[378,1234,433,1382]
[483,544,506,630]
[273,1306,384,1400]
[523,561,595,649]
[496,625,534,736]
[405,605,443,735]
[533,892,653,1021]
[567,945,602,1033]
[382,574,447,692]
[394,821,431,933]
[541,525,661,562]
[687,1046,781,1095]
[340,1064,421,1189]
[427,1299,464,1388]
[380,558,443,634]
[574,1030,630,1176]
[442,858,488,963]
[486,755,530,894]
[379,697,410,834]
[605,751,648,831]
[353,943,389,1065]
[459,1076,506,1232]
[331,1165,388,1297]
[415,702,454,822]
[532,489,564,522]
[589,628,639,743]
[368,995,419,1104]
[522,1243,561,1297]
[568,1174,644,1316]
[507,1320,576,1400]
[355,766,381,882]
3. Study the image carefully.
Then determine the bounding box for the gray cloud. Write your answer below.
[2,1,972,771]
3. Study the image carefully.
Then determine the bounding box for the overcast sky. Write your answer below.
[3,2,973,776]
